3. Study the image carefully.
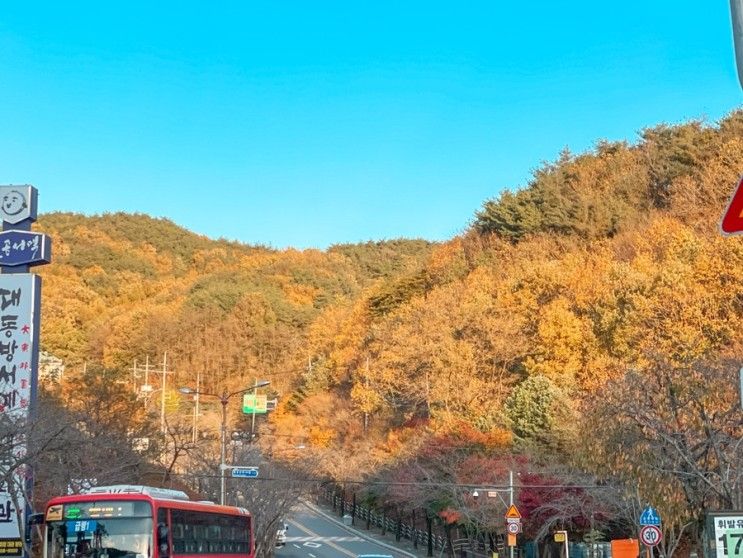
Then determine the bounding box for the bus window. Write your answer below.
[157,510,169,558]
[46,516,153,558]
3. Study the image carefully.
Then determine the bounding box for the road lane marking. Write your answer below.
[287,519,356,558]
[309,554,316,557]
[300,501,417,558]
[293,544,301,549]
[287,537,364,542]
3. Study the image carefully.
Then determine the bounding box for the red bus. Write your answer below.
[38,485,254,558]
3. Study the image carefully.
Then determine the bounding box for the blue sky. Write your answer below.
[1,1,740,249]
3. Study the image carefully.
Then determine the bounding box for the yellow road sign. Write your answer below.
[505,504,522,519]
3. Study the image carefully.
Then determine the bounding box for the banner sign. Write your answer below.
[0,274,41,557]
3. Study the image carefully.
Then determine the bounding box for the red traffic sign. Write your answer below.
[639,525,662,547]
[721,175,743,235]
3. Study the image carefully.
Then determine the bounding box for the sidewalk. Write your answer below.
[302,499,434,558]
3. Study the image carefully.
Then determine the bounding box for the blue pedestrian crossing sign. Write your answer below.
[640,506,662,526]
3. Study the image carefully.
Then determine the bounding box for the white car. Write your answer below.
[276,523,289,546]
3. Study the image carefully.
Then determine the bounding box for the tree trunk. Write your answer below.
[446,524,455,558]
[413,509,418,549]
[427,515,434,558]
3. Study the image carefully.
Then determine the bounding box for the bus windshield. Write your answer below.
[46,501,153,558]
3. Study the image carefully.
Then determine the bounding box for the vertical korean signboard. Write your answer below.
[0,275,40,556]
[0,185,49,558]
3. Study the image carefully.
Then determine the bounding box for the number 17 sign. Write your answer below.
[715,516,743,558]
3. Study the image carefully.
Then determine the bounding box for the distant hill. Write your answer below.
[35,211,435,395]
[474,111,743,242]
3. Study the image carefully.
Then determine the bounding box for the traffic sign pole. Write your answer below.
[510,471,514,558]
[554,531,569,558]
[638,505,662,558]
[504,473,519,555]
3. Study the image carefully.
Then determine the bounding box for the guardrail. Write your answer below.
[320,490,613,558]
[322,490,457,555]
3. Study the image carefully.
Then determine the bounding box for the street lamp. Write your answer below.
[179,380,270,505]
[732,0,743,90]
[470,471,517,558]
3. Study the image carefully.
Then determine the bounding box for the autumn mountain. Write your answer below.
[34,110,743,542]
[37,212,433,390]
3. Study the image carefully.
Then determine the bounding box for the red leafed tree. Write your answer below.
[440,508,462,524]
[517,471,625,542]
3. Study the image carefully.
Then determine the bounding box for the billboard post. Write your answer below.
[0,185,51,558]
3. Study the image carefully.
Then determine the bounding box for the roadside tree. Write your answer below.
[583,353,743,556]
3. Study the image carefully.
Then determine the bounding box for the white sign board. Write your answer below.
[0,187,36,226]
[714,516,743,558]
[0,274,40,557]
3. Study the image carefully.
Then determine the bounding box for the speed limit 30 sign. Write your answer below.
[507,522,521,534]
[640,525,662,547]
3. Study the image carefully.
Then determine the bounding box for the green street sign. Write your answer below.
[242,393,267,414]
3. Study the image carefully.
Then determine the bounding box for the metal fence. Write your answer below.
[322,490,480,556]
[319,491,613,558]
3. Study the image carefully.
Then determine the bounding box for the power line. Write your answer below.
[167,472,619,490]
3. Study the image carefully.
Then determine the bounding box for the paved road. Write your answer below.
[275,503,411,558]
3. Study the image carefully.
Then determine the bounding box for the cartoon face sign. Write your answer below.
[0,186,36,224]
[1,190,27,216]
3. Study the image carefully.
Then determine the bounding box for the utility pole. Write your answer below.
[160,352,168,434]
[137,353,169,432]
[179,381,270,506]
[192,369,201,444]
[141,356,151,408]
[364,356,369,433]
[220,394,228,505]
[251,377,258,436]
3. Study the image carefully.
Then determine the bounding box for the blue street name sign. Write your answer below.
[0,230,51,267]
[640,506,662,526]
[231,468,259,479]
